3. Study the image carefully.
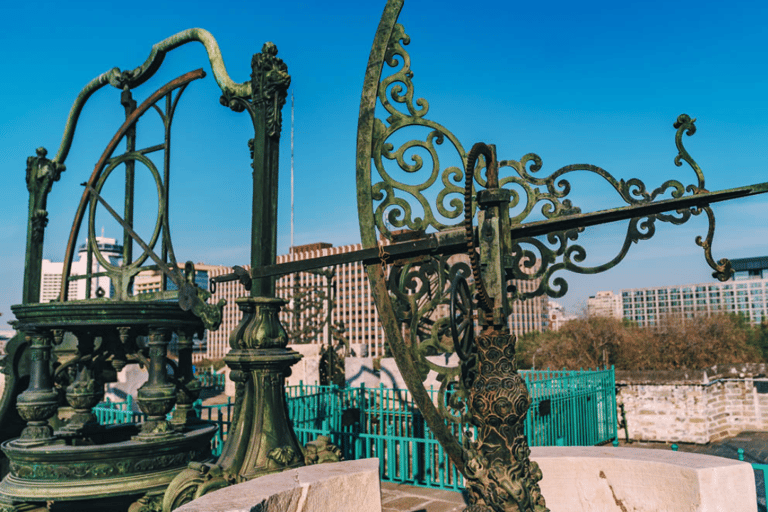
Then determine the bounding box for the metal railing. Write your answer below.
[93,367,617,490]
[287,367,617,490]
[193,369,226,391]
[92,395,144,424]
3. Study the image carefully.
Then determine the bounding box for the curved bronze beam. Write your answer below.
[355,0,466,474]
[59,69,206,301]
[54,28,251,164]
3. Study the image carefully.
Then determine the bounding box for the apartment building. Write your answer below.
[615,256,768,327]
[587,291,622,319]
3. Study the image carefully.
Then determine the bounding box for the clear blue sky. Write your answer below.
[1,0,767,323]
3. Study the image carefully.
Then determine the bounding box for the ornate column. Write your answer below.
[458,144,547,511]
[162,42,303,512]
[171,328,202,428]
[220,297,303,477]
[14,329,59,446]
[136,328,178,439]
[62,332,104,433]
[22,148,65,305]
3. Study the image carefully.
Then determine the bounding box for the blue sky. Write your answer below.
[1,0,767,323]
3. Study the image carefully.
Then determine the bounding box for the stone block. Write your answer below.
[223,366,235,397]
[176,459,381,512]
[379,354,460,394]
[345,357,379,388]
[286,344,320,387]
[532,446,756,512]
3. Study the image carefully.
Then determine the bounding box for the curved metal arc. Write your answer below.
[54,28,249,164]
[356,0,465,471]
[53,72,114,163]
[59,69,205,301]
[121,28,250,95]
[357,0,405,249]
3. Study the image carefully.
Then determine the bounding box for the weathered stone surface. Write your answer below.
[379,354,459,393]
[532,446,756,512]
[345,357,379,388]
[285,344,321,387]
[176,458,381,512]
[617,367,768,443]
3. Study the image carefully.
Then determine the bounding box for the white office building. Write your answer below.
[40,236,123,302]
[587,291,623,319]
[617,256,768,327]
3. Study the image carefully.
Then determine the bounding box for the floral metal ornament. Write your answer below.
[354,1,768,511]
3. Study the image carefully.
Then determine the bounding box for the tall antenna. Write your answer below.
[290,90,295,251]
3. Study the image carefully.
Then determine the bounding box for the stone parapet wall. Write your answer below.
[617,364,768,443]
[533,446,756,512]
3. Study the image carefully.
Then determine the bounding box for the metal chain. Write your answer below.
[464,143,494,313]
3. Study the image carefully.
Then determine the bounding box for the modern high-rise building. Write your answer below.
[40,236,123,302]
[205,242,385,360]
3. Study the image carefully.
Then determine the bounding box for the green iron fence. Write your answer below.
[525,368,617,447]
[193,368,226,391]
[92,395,145,425]
[93,367,617,490]
[286,367,617,490]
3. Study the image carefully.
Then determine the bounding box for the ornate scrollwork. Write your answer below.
[368,19,729,301]
[387,254,471,422]
[450,275,474,361]
[356,3,757,511]
[371,23,468,238]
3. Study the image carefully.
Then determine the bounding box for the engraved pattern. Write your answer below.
[461,332,546,512]
[9,449,203,480]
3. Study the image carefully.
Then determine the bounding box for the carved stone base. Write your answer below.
[13,424,53,448]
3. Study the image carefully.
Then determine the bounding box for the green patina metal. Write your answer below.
[1,29,320,512]
[162,40,341,512]
[6,2,768,512]
[350,1,768,511]
[203,1,768,510]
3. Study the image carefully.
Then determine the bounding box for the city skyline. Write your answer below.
[2,0,767,324]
